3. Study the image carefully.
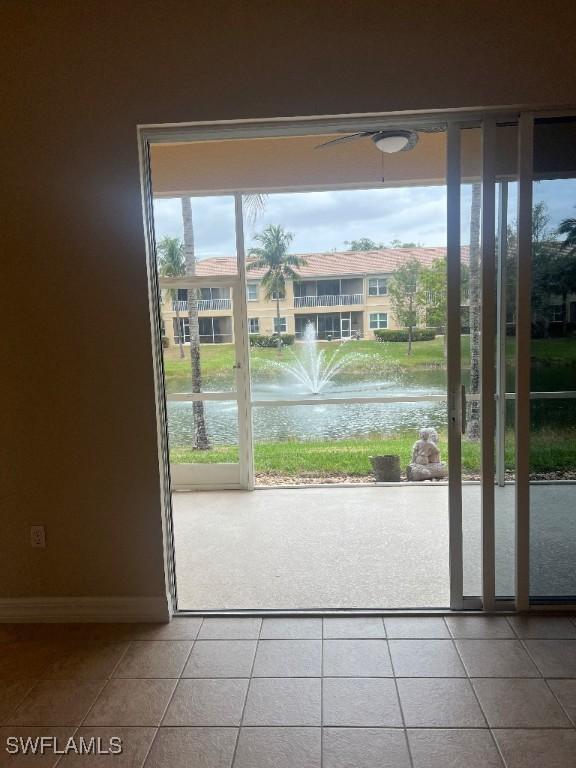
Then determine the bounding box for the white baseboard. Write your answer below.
[0,596,171,623]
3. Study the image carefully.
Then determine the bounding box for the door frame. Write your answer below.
[340,316,352,338]
[138,105,576,615]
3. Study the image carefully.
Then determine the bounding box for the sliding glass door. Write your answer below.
[525,115,576,604]
[140,108,576,612]
[447,115,520,610]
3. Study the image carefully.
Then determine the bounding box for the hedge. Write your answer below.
[249,333,295,347]
[374,328,436,342]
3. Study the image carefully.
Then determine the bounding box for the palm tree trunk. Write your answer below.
[172,291,185,359]
[467,181,481,440]
[181,196,210,450]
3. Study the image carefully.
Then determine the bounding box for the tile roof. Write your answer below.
[195,246,469,278]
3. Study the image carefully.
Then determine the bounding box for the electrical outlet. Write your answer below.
[30,525,46,548]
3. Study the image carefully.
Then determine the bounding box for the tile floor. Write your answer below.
[1,615,576,766]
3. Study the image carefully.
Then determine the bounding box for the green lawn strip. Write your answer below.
[169,429,576,475]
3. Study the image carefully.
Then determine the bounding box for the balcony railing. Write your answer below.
[294,293,364,308]
[172,298,232,312]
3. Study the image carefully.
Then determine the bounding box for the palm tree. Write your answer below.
[181,197,210,450]
[157,236,186,359]
[545,210,576,335]
[247,224,306,353]
[244,193,268,225]
[558,213,576,255]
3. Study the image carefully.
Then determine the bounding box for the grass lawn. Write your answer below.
[163,337,460,391]
[163,335,576,391]
[169,428,576,475]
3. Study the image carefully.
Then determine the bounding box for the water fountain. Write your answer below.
[267,321,364,394]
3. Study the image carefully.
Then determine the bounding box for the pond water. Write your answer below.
[166,362,576,449]
[167,369,448,447]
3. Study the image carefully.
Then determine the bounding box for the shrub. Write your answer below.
[161,336,170,348]
[249,333,295,347]
[374,328,436,342]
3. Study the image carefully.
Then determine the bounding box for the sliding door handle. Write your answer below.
[461,385,467,435]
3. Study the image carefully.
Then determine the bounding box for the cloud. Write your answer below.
[152,179,576,259]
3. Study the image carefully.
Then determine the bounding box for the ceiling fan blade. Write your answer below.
[314,132,372,149]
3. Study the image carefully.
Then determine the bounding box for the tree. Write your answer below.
[506,201,576,336]
[247,225,307,353]
[180,197,210,450]
[157,236,186,359]
[345,237,384,251]
[390,239,421,249]
[552,208,576,335]
[244,193,269,225]
[419,257,471,359]
[557,210,576,256]
[389,258,425,355]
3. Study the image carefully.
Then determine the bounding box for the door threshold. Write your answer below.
[173,608,520,617]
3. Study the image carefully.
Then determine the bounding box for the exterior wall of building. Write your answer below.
[160,274,404,345]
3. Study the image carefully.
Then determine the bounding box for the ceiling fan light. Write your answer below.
[374,135,411,153]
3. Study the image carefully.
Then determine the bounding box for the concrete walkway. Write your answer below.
[172,485,576,610]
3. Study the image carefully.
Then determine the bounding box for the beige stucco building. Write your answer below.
[161,246,452,345]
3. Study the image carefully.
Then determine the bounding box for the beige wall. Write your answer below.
[2,0,576,604]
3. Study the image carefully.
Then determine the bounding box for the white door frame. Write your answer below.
[446,114,499,611]
[446,120,465,610]
[138,105,576,615]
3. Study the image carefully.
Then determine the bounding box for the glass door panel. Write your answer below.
[459,124,483,599]
[494,124,518,602]
[162,285,236,393]
[529,116,576,601]
[159,277,251,490]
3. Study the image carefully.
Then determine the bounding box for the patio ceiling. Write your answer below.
[150,127,514,196]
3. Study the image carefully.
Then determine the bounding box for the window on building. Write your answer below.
[550,304,565,322]
[274,317,287,333]
[199,287,230,301]
[368,277,388,296]
[177,288,188,301]
[271,289,286,299]
[173,317,190,343]
[369,312,388,329]
[248,317,260,334]
[247,283,258,301]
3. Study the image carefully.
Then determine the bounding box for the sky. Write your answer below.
[153,180,576,260]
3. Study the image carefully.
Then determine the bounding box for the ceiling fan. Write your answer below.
[315,126,444,154]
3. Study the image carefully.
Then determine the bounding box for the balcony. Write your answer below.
[172,298,232,312]
[294,293,364,308]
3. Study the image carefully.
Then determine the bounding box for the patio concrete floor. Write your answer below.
[173,485,576,610]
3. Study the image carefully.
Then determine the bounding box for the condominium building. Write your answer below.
[160,246,460,345]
